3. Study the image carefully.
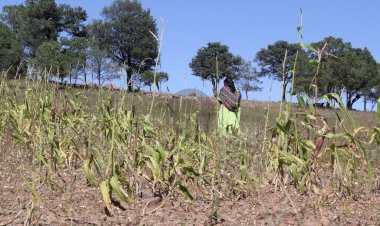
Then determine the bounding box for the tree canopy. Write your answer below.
[342,47,378,109]
[255,37,380,109]
[1,0,87,57]
[137,71,169,92]
[87,21,111,86]
[294,37,379,109]
[0,22,23,76]
[255,40,306,102]
[34,40,64,78]
[237,60,262,100]
[305,37,351,98]
[189,42,243,97]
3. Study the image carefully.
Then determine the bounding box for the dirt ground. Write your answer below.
[1,140,380,226]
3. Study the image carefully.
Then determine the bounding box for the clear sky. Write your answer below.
[1,0,379,109]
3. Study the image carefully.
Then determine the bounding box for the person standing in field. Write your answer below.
[218,77,241,134]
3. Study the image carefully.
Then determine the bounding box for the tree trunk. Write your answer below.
[346,92,361,110]
[126,68,132,91]
[363,96,369,111]
[346,92,352,109]
[245,91,248,100]
[347,101,353,109]
[371,102,376,111]
[352,94,361,109]
[91,66,94,84]
[69,65,72,85]
[211,79,217,98]
[126,57,133,92]
[83,63,87,86]
[74,61,80,85]
[281,82,287,102]
[97,67,101,87]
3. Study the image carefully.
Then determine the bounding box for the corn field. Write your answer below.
[0,74,379,225]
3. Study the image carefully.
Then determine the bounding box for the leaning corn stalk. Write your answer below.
[312,116,329,168]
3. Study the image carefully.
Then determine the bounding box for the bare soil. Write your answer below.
[1,139,379,226]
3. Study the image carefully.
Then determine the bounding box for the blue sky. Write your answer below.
[1,0,379,109]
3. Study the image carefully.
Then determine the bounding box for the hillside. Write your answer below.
[0,79,379,225]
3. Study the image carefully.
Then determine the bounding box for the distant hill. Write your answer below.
[175,89,208,97]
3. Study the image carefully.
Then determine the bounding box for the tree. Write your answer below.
[308,37,351,100]
[255,40,303,102]
[1,0,87,56]
[237,60,262,100]
[100,0,158,91]
[1,4,26,34]
[363,74,379,112]
[138,71,169,92]
[189,42,243,97]
[59,4,88,37]
[3,0,61,56]
[59,5,89,84]
[87,20,111,86]
[291,49,315,96]
[367,65,380,111]
[61,36,89,85]
[34,40,63,79]
[88,44,111,86]
[0,22,23,77]
[342,47,378,109]
[303,37,378,109]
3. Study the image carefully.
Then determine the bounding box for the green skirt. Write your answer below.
[218,104,240,134]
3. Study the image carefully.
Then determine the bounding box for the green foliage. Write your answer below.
[61,36,90,84]
[297,37,347,98]
[34,41,63,77]
[1,4,26,33]
[137,71,169,91]
[3,0,61,56]
[364,64,380,111]
[88,20,111,86]
[237,60,262,100]
[0,22,23,76]
[255,40,299,81]
[296,36,380,109]
[255,40,309,101]
[100,0,159,91]
[1,0,87,56]
[59,4,88,37]
[342,47,378,109]
[189,42,243,97]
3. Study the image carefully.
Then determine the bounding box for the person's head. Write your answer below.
[223,77,236,93]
